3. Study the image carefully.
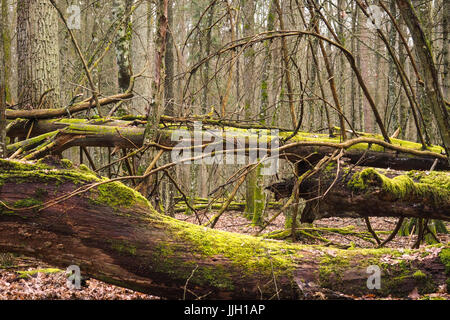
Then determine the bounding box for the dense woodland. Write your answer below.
[0,0,449,300]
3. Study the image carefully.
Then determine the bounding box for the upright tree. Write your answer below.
[0,0,6,157]
[396,0,450,164]
[113,0,134,93]
[1,0,10,102]
[17,0,60,109]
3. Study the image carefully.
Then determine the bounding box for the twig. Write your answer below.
[363,217,382,246]
[378,217,404,247]
[183,265,198,300]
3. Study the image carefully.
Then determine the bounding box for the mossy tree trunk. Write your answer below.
[268,165,450,223]
[1,0,11,102]
[0,0,6,157]
[242,0,265,226]
[0,158,448,299]
[5,117,449,171]
[113,0,133,94]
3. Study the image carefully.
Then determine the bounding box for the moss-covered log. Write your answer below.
[267,166,450,222]
[0,158,448,299]
[6,117,449,171]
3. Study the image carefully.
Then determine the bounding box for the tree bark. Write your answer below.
[164,0,175,116]
[396,0,450,165]
[267,165,450,222]
[6,117,449,170]
[1,0,10,102]
[0,0,6,157]
[113,0,133,93]
[17,0,60,109]
[0,158,448,299]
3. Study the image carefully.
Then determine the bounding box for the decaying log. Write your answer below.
[267,165,450,223]
[6,117,449,171]
[0,158,448,299]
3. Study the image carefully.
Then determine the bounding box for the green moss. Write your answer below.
[16,268,62,279]
[0,159,51,172]
[324,162,336,173]
[0,158,100,188]
[439,248,450,275]
[156,214,305,287]
[60,159,73,169]
[110,240,137,256]
[318,253,350,287]
[78,164,91,172]
[408,171,450,190]
[413,270,427,279]
[92,181,150,209]
[347,168,449,206]
[0,159,152,214]
[13,198,42,209]
[420,295,446,300]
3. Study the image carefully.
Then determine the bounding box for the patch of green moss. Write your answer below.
[318,253,350,288]
[0,159,51,172]
[110,240,137,256]
[158,214,304,283]
[92,181,150,209]
[16,268,62,279]
[347,168,449,205]
[13,198,42,209]
[413,270,427,279]
[408,171,450,190]
[60,159,73,169]
[78,164,91,172]
[439,248,450,275]
[420,295,446,300]
[0,158,100,187]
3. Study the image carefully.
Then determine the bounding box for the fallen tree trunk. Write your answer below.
[0,158,448,299]
[267,165,450,222]
[6,117,449,171]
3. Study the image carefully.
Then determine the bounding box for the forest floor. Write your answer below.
[0,210,448,300]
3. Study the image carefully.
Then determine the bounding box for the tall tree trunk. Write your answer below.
[17,0,60,109]
[0,0,5,157]
[337,0,346,132]
[350,1,358,133]
[141,0,169,199]
[164,0,174,116]
[1,0,10,102]
[387,0,398,134]
[398,15,408,139]
[242,0,265,225]
[307,0,347,140]
[396,0,450,165]
[274,0,297,129]
[113,0,133,93]
[260,1,275,125]
[442,0,449,100]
